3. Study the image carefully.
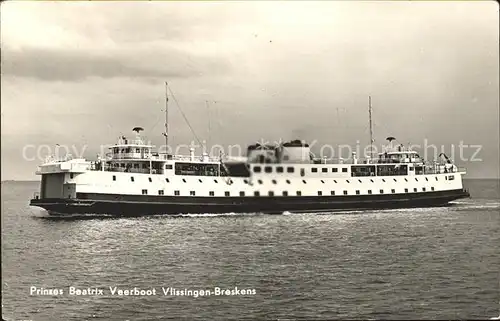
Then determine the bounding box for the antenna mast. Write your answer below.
[206,100,211,155]
[369,95,374,160]
[164,81,169,151]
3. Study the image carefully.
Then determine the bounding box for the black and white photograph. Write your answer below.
[1,1,499,320]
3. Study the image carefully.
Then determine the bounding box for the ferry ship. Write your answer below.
[29,85,470,216]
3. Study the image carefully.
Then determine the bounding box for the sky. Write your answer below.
[1,1,499,180]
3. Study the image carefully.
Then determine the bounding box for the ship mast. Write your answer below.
[163,81,169,151]
[206,100,211,155]
[369,95,374,160]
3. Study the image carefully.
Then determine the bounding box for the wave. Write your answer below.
[169,212,254,218]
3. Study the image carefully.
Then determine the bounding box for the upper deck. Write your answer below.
[35,129,465,178]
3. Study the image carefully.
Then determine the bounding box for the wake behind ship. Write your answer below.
[29,85,470,216]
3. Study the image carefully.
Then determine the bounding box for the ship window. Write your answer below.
[318,191,322,196]
[225,191,230,197]
[268,191,274,196]
[158,190,164,195]
[254,191,260,196]
[142,164,147,169]
[190,191,196,196]
[174,190,180,195]
[380,189,384,194]
[113,175,116,181]
[393,179,397,182]
[346,180,350,183]
[134,164,139,169]
[409,167,414,171]
[131,177,135,182]
[287,167,294,173]
[358,179,362,183]
[165,164,173,169]
[370,179,374,183]
[448,175,455,180]
[302,180,307,184]
[272,179,277,184]
[277,167,284,173]
[435,177,438,181]
[70,173,74,179]
[121,163,125,168]
[322,168,328,173]
[182,179,186,183]
[296,191,302,196]
[113,147,119,153]
[404,178,408,182]
[312,168,318,173]
[368,190,372,194]
[422,188,426,192]
[331,191,335,195]
[142,189,148,195]
[413,188,417,192]
[405,188,409,193]
[391,189,395,193]
[382,179,386,182]
[199,179,202,183]
[425,177,429,181]
[244,179,249,184]
[125,148,131,153]
[321,180,325,184]
[343,190,348,195]
[332,168,338,173]
[286,180,291,184]
[415,178,418,182]
[240,191,245,197]
[342,168,348,173]
[265,166,272,173]
[431,187,435,191]
[258,179,263,184]
[165,178,170,183]
[136,148,140,153]
[445,176,448,180]
[148,177,152,182]
[209,191,215,196]
[214,179,218,183]
[254,166,262,173]
[283,191,288,196]
[334,180,337,183]
[356,190,360,195]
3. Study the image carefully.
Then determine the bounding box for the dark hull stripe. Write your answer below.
[30,189,470,216]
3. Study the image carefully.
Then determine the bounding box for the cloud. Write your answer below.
[1,45,231,82]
